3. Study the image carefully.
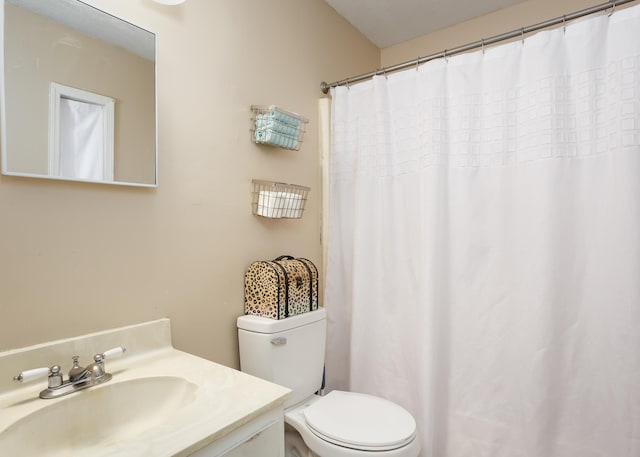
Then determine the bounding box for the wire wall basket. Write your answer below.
[252,180,310,219]
[250,105,308,151]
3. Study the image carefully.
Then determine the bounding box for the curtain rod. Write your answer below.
[320,0,637,94]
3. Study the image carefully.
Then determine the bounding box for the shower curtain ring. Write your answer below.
[562,15,567,34]
[415,57,420,71]
[608,1,616,17]
[443,49,448,62]
[481,38,485,54]
[521,27,525,44]
[346,77,350,89]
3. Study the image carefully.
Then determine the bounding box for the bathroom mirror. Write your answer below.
[0,0,157,187]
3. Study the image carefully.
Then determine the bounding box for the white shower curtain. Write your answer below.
[325,5,640,457]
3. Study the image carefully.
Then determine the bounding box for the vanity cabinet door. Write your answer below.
[188,408,284,457]
[222,420,281,457]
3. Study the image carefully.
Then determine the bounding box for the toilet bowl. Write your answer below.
[285,391,419,457]
[237,308,420,457]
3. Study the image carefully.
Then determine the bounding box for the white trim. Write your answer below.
[0,3,7,176]
[0,170,156,188]
[319,98,331,289]
[48,82,115,181]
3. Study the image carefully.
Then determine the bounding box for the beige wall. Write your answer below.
[0,0,378,368]
[5,0,607,370]
[4,4,155,183]
[382,0,611,67]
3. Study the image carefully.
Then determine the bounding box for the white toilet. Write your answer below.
[237,308,420,457]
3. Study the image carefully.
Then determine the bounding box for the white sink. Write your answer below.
[0,319,290,456]
[0,376,197,456]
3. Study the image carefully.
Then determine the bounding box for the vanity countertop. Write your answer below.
[0,318,291,456]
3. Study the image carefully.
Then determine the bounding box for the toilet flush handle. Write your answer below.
[271,337,287,346]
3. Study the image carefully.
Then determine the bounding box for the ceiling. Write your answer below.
[324,0,528,48]
[8,0,155,61]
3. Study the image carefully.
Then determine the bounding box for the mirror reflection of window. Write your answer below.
[59,98,107,180]
[48,82,114,181]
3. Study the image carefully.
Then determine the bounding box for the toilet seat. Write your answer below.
[303,391,416,452]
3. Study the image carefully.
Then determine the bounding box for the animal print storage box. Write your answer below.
[244,255,319,319]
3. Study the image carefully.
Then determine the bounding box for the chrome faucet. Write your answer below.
[68,355,89,382]
[13,346,126,399]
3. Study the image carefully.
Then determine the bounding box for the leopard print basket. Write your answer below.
[244,255,319,319]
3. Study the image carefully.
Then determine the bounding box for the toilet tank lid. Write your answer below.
[237,308,327,334]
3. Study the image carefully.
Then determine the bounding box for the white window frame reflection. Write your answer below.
[48,82,114,181]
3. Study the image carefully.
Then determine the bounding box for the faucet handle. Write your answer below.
[91,346,126,371]
[14,366,63,389]
[84,347,126,381]
[101,346,126,359]
[13,367,51,383]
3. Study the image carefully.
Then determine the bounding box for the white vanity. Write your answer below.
[0,319,290,456]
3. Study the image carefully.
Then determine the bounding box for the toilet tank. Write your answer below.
[237,308,327,408]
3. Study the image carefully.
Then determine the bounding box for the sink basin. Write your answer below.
[0,319,291,456]
[0,376,197,456]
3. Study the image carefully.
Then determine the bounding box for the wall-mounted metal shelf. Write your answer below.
[250,105,308,151]
[251,179,309,219]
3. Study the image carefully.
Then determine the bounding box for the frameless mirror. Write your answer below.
[1,0,157,187]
